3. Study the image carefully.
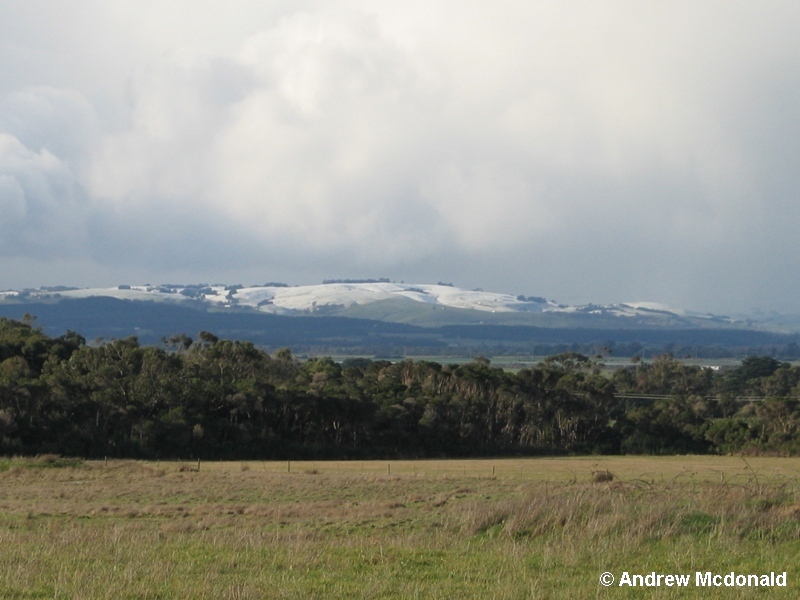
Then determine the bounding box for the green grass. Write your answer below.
[0,454,85,472]
[0,456,798,598]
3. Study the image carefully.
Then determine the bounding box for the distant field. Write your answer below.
[1,456,798,598]
[327,354,748,371]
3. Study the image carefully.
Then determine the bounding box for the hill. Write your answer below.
[0,284,797,357]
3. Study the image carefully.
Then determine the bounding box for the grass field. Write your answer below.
[1,455,798,598]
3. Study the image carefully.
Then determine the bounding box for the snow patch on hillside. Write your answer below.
[230,283,552,314]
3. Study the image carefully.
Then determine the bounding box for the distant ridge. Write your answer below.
[0,281,735,328]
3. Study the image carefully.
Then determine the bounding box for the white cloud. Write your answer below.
[87,9,453,261]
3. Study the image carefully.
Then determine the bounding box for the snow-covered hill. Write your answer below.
[0,281,731,325]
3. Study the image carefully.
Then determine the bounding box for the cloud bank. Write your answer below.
[1,1,800,313]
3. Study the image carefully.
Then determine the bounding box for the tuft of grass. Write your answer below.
[591,469,614,483]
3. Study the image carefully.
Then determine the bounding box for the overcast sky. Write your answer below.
[1,1,799,314]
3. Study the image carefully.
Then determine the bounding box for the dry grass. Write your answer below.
[0,456,798,598]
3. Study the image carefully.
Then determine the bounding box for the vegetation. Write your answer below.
[0,456,798,598]
[1,317,800,459]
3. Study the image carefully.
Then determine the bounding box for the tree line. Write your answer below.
[0,317,798,459]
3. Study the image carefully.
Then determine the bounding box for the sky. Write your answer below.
[1,1,799,315]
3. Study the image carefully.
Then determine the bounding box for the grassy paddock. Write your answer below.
[0,456,798,598]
